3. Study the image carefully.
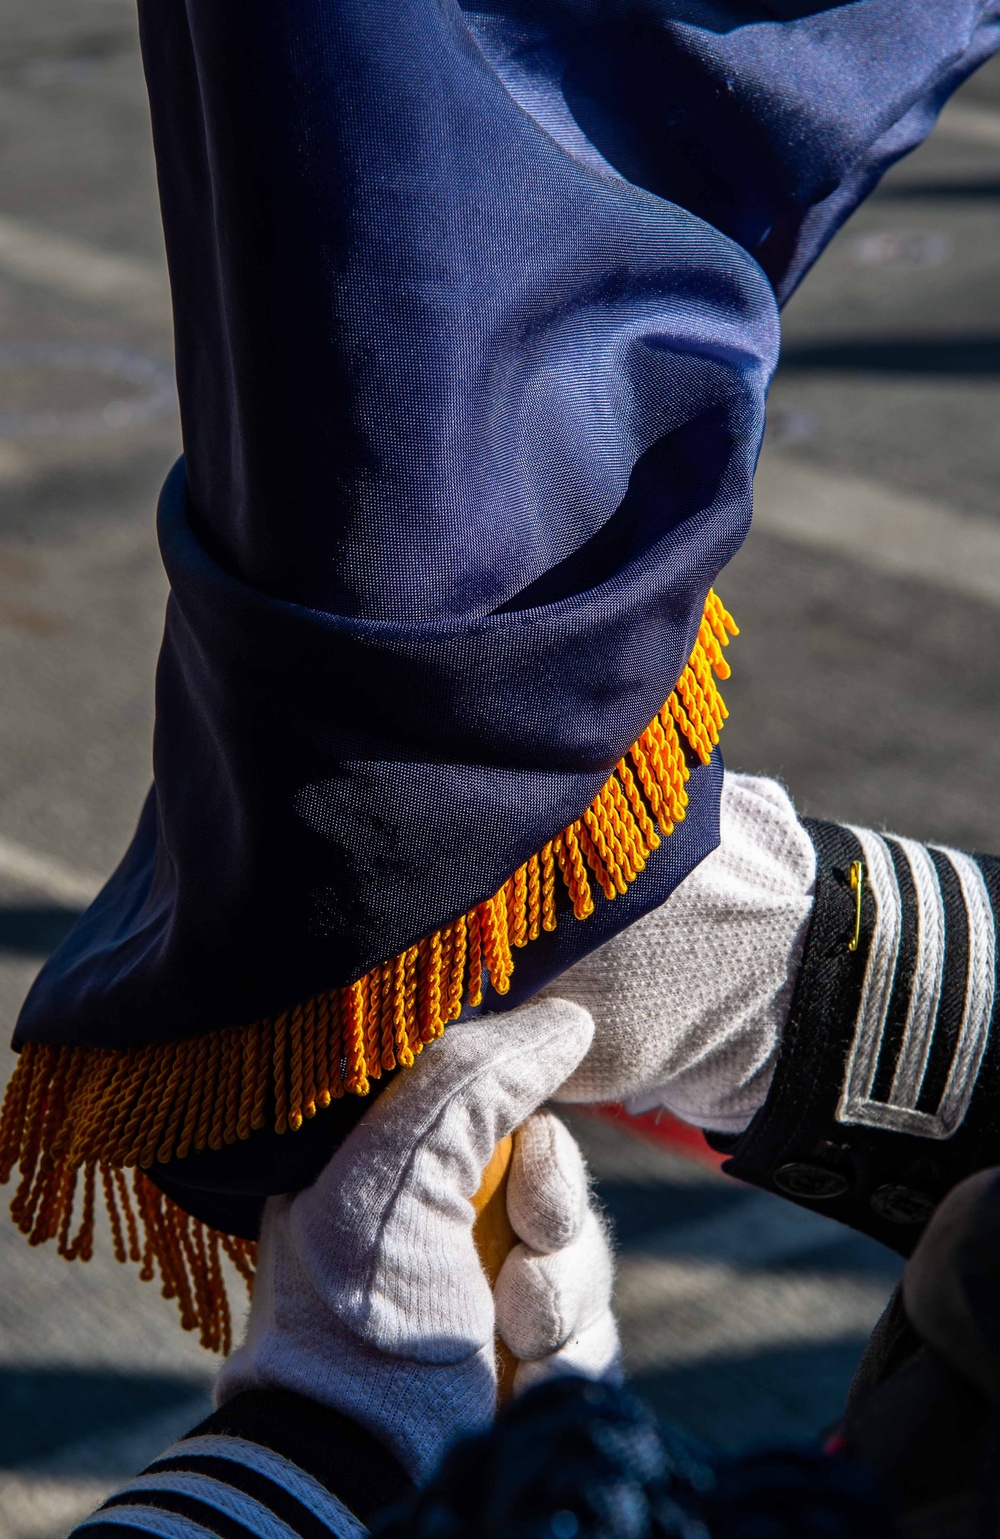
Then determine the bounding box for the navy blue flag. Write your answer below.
[2,0,997,1347]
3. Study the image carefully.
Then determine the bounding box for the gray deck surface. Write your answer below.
[0,4,996,1533]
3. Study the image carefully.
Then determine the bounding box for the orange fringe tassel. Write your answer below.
[0,590,736,1349]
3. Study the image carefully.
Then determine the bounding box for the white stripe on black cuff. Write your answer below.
[77,1432,370,1539]
[837,829,995,1139]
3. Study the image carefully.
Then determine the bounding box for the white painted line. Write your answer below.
[937,100,1000,149]
[613,1193,890,1376]
[617,1259,890,1372]
[0,834,103,906]
[0,1471,112,1539]
[641,1188,846,1269]
[0,214,169,324]
[0,441,31,485]
[753,452,1000,608]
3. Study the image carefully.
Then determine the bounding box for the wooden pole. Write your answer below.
[471,1134,518,1401]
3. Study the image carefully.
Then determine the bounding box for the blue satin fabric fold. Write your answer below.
[14,0,1000,1215]
[466,1,1000,302]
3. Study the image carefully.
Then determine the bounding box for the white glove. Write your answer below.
[547,771,816,1133]
[499,1108,619,1396]
[217,998,620,1483]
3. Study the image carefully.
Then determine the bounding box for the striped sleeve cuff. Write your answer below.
[711,819,1000,1255]
[70,1390,414,1539]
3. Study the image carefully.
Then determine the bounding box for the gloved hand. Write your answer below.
[546,771,816,1134]
[553,768,1000,1264]
[217,998,620,1483]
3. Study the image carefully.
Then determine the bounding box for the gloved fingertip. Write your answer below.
[495,1211,614,1359]
[511,1313,623,1397]
[467,997,596,1135]
[509,1109,588,1251]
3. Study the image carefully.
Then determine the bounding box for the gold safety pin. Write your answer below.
[848,860,864,952]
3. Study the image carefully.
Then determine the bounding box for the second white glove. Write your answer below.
[217,999,620,1483]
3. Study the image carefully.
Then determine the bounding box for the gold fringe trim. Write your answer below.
[0,589,736,1350]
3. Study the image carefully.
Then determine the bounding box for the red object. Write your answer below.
[582,1102,728,1169]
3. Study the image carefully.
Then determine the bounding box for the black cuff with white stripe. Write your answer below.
[71,1388,414,1539]
[710,819,1000,1255]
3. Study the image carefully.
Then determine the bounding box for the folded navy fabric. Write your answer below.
[4,0,998,1295]
[21,0,999,1051]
